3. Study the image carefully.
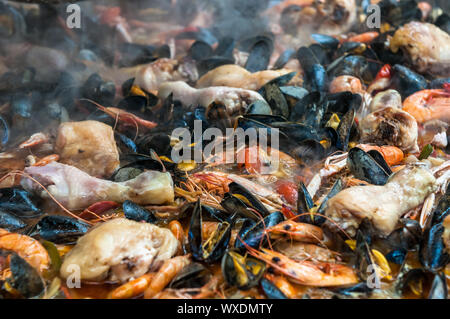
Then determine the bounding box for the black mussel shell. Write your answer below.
[273,49,296,69]
[221,193,261,221]
[234,212,284,250]
[189,41,213,61]
[332,282,372,298]
[34,215,90,244]
[0,115,9,147]
[290,139,326,165]
[0,188,43,218]
[391,64,428,98]
[318,178,343,213]
[430,185,449,226]
[222,250,266,290]
[387,218,422,251]
[7,253,44,298]
[260,278,288,299]
[189,200,233,263]
[122,200,156,223]
[263,82,290,118]
[428,272,448,299]
[214,36,235,59]
[246,100,272,115]
[169,262,212,290]
[336,108,355,151]
[0,210,26,231]
[419,222,450,271]
[228,182,271,217]
[245,37,274,73]
[347,147,390,185]
[311,34,340,51]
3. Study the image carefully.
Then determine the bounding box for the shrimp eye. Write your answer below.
[272,256,281,263]
[283,224,291,230]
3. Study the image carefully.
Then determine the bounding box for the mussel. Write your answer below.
[122,200,156,223]
[347,147,390,185]
[33,215,90,244]
[222,250,266,290]
[188,200,233,263]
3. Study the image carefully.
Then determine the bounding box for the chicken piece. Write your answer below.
[134,58,197,93]
[196,64,301,91]
[158,81,266,116]
[390,22,450,76]
[443,215,450,254]
[359,106,419,153]
[279,0,357,40]
[325,166,437,236]
[55,121,119,178]
[60,218,178,282]
[368,89,402,113]
[21,162,174,210]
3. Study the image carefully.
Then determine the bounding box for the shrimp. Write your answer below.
[329,75,363,94]
[144,254,191,299]
[356,144,404,166]
[402,88,450,124]
[264,273,300,298]
[247,247,358,287]
[18,133,49,149]
[0,229,50,275]
[267,220,324,244]
[109,273,155,299]
[32,154,59,167]
[345,31,379,43]
[168,220,185,244]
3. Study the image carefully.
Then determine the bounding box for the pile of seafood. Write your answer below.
[0,0,449,299]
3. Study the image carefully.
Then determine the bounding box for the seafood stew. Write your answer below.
[0,0,449,300]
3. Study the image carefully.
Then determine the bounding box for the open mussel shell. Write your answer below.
[430,184,449,225]
[428,272,448,299]
[332,282,372,298]
[290,92,328,128]
[335,108,355,152]
[0,210,26,231]
[234,211,284,251]
[222,250,266,290]
[260,278,288,299]
[33,215,90,245]
[262,82,290,118]
[0,188,43,218]
[123,200,156,223]
[169,262,212,290]
[4,252,44,298]
[347,147,390,185]
[228,182,270,217]
[246,100,272,115]
[317,178,344,215]
[188,199,233,263]
[295,181,316,224]
[290,139,326,165]
[396,268,447,299]
[419,222,450,271]
[221,193,262,221]
[386,218,422,251]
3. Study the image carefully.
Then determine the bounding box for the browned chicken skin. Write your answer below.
[390,22,450,76]
[55,120,120,178]
[359,106,419,153]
